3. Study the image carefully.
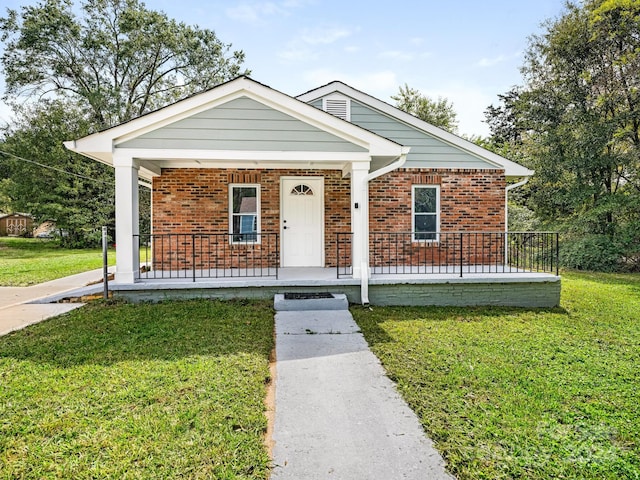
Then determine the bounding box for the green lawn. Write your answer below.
[0,299,274,479]
[0,237,115,286]
[352,272,640,479]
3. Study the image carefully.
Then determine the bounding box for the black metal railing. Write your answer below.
[336,232,353,278]
[135,233,279,281]
[336,231,558,278]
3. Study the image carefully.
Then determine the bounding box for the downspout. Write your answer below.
[359,147,411,305]
[505,177,530,232]
[505,176,530,265]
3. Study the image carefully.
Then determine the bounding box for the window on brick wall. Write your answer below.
[229,184,260,243]
[412,185,439,241]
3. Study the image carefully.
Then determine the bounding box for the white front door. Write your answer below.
[281,177,324,267]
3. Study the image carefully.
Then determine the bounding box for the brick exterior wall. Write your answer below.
[368,168,506,268]
[150,167,505,271]
[151,168,351,269]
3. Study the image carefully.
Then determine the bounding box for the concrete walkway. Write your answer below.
[0,268,107,336]
[271,308,454,479]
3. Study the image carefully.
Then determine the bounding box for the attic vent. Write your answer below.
[323,97,350,121]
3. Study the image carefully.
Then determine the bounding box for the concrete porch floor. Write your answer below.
[109,267,561,308]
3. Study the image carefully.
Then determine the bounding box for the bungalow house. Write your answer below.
[65,76,560,307]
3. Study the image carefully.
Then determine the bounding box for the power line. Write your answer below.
[0,149,115,185]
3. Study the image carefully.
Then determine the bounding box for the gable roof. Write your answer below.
[296,81,534,178]
[65,76,408,180]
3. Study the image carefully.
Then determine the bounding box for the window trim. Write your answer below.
[229,183,261,244]
[412,185,440,243]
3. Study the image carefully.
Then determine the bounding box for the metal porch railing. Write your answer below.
[337,231,559,278]
[135,232,279,281]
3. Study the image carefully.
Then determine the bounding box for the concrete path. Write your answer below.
[0,268,107,336]
[271,308,454,479]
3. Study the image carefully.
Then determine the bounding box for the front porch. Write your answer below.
[113,231,561,307]
[109,266,561,308]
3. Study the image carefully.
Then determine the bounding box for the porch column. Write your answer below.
[350,161,370,279]
[113,152,140,284]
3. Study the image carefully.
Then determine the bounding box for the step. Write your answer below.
[273,292,348,311]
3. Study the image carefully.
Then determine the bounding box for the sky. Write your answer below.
[0,0,568,137]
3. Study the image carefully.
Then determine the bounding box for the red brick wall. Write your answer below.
[368,168,506,267]
[150,167,505,270]
[151,168,351,268]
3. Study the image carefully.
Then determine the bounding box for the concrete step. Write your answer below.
[273,292,348,311]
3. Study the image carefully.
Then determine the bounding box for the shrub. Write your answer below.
[560,235,622,272]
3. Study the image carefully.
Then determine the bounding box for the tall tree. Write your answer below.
[0,101,114,246]
[0,0,247,245]
[0,0,248,129]
[392,84,459,133]
[486,0,640,271]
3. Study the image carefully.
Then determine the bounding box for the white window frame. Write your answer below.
[412,185,440,242]
[229,184,261,244]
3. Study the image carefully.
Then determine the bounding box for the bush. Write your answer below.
[560,235,622,272]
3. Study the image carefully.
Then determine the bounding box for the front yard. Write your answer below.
[0,299,274,479]
[1,272,638,479]
[352,272,640,479]
[0,237,115,286]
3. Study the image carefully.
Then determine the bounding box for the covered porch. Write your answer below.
[112,230,561,308]
[109,265,561,308]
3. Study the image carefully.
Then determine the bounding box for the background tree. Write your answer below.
[1,0,247,129]
[0,101,114,246]
[485,0,640,271]
[0,0,247,246]
[392,84,459,133]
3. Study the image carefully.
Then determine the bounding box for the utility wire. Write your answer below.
[0,149,115,185]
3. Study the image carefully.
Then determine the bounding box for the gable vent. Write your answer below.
[323,97,350,121]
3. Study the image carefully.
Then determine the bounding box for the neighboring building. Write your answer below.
[0,213,33,237]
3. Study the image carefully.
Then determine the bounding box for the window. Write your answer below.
[230,184,260,242]
[412,185,439,241]
[290,184,314,196]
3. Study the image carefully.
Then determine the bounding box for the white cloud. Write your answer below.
[226,3,281,23]
[379,50,414,62]
[299,26,352,45]
[476,51,522,68]
[420,84,493,137]
[278,25,354,62]
[226,1,312,24]
[476,55,507,68]
[278,47,316,62]
[344,45,361,54]
[303,69,399,98]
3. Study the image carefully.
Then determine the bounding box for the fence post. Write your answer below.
[459,232,463,278]
[192,234,196,282]
[102,226,109,300]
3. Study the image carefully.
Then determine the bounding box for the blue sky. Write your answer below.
[0,0,567,136]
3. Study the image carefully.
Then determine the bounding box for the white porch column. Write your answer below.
[113,151,140,284]
[350,161,370,279]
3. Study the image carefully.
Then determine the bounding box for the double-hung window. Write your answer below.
[229,184,260,243]
[412,185,439,241]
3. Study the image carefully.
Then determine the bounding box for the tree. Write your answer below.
[486,0,640,271]
[0,101,115,246]
[392,84,458,133]
[0,0,248,129]
[0,0,247,246]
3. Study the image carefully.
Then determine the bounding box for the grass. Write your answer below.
[352,271,640,479]
[0,299,274,479]
[0,237,115,286]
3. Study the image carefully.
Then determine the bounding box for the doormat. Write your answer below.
[283,292,334,300]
